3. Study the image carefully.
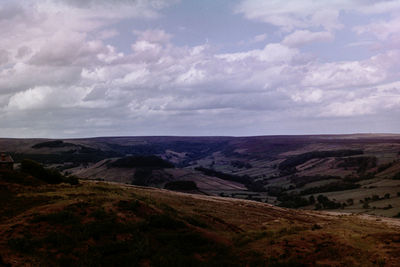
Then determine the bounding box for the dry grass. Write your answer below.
[1,178,400,266]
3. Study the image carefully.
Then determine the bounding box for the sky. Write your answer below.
[1,0,400,138]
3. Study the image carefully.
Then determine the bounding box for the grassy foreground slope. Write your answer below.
[1,173,400,267]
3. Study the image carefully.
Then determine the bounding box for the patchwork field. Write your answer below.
[1,134,400,217]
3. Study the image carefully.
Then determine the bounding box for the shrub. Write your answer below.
[164,181,198,191]
[147,214,186,230]
[279,150,364,174]
[32,140,72,149]
[8,237,35,253]
[338,156,377,174]
[377,162,393,172]
[110,156,174,169]
[309,195,315,204]
[132,168,152,186]
[0,169,43,186]
[316,195,341,209]
[31,211,80,225]
[21,159,63,184]
[20,159,79,185]
[64,175,79,185]
[393,172,400,180]
[346,198,354,205]
[300,181,359,195]
[372,195,380,201]
[231,160,252,169]
[312,224,322,230]
[117,200,140,212]
[278,194,310,208]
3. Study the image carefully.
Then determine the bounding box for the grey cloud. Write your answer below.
[16,46,32,58]
[56,0,176,9]
[0,50,9,65]
[1,0,400,137]
[0,3,26,21]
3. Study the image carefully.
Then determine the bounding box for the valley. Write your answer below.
[1,134,400,218]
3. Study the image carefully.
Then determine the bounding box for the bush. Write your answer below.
[279,150,364,174]
[147,214,186,230]
[231,160,252,169]
[64,175,79,185]
[164,181,198,191]
[110,156,174,169]
[300,181,359,195]
[316,195,341,209]
[393,172,400,180]
[117,200,141,212]
[31,211,80,225]
[278,194,310,208]
[338,156,377,174]
[346,198,354,205]
[290,175,341,188]
[377,162,394,172]
[32,140,73,149]
[0,169,43,186]
[21,159,63,184]
[8,237,35,253]
[132,168,152,186]
[20,159,78,185]
[195,167,264,191]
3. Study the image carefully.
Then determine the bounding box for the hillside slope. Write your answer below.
[2,134,400,216]
[1,172,400,266]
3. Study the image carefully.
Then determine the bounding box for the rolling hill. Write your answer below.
[1,134,400,217]
[1,169,400,266]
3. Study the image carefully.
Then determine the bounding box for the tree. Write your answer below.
[346,198,354,205]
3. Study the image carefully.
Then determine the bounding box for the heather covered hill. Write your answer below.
[1,134,400,216]
[1,170,400,266]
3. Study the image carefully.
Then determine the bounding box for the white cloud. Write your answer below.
[354,17,400,41]
[7,85,91,111]
[353,16,400,50]
[301,59,388,90]
[252,33,268,43]
[235,0,348,31]
[1,0,400,137]
[7,86,52,110]
[282,30,334,47]
[321,98,375,117]
[290,89,323,103]
[216,43,298,63]
[235,0,400,32]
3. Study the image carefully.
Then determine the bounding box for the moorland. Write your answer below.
[1,134,400,266]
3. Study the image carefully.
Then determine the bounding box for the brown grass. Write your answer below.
[0,179,400,266]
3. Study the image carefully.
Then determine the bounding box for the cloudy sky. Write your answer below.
[1,0,400,138]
